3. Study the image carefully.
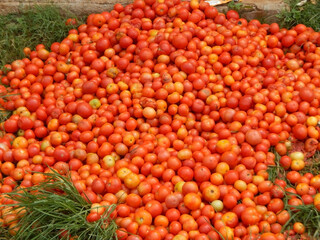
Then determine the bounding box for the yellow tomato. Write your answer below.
[289,151,304,161]
[314,193,320,210]
[291,159,305,171]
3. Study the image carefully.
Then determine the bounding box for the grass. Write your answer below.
[0,4,85,122]
[227,0,244,12]
[2,170,118,240]
[280,187,320,239]
[0,109,11,123]
[277,0,320,31]
[0,5,85,69]
[300,151,320,175]
[0,93,20,122]
[267,147,320,238]
[267,147,287,183]
[0,224,11,240]
[284,203,320,238]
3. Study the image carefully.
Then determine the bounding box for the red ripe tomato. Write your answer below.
[202,154,219,170]
[4,119,18,133]
[82,81,98,94]
[139,48,154,61]
[267,36,279,48]
[83,50,97,64]
[267,198,284,213]
[194,166,211,183]
[239,95,253,111]
[96,37,111,52]
[292,124,307,140]
[116,57,129,70]
[214,13,226,24]
[219,52,231,65]
[145,200,163,217]
[172,34,188,49]
[279,156,291,170]
[119,36,133,49]
[81,190,98,204]
[25,63,39,75]
[226,10,239,20]
[165,194,181,209]
[106,176,122,194]
[299,87,314,102]
[77,101,93,118]
[223,194,238,209]
[241,207,260,226]
[178,166,194,181]
[181,61,196,74]
[270,23,280,34]
[91,178,106,194]
[155,3,168,16]
[26,97,41,112]
[245,129,262,146]
[204,6,218,19]
[91,59,106,73]
[53,146,70,162]
[224,170,239,185]
[92,14,106,27]
[86,212,101,222]
[281,35,295,48]
[220,151,238,169]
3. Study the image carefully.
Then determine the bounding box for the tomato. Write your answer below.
[135,209,152,225]
[222,211,238,228]
[299,87,314,102]
[182,181,198,195]
[220,151,238,169]
[4,119,19,133]
[139,48,154,62]
[226,10,239,20]
[76,101,93,119]
[53,146,70,162]
[3,1,320,237]
[241,207,260,226]
[155,3,168,16]
[124,172,140,189]
[194,166,210,183]
[172,34,188,49]
[292,124,307,140]
[267,198,284,213]
[224,170,239,185]
[223,194,238,209]
[184,193,201,211]
[203,185,220,202]
[17,116,34,130]
[314,193,320,210]
[260,233,277,240]
[91,178,106,194]
[293,222,305,234]
[219,226,234,240]
[245,129,262,146]
[86,212,101,222]
[281,35,295,48]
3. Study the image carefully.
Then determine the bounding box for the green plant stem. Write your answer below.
[2,170,118,240]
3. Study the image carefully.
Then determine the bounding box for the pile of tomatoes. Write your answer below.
[1,0,320,239]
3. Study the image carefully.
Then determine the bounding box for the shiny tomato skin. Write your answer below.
[91,178,106,194]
